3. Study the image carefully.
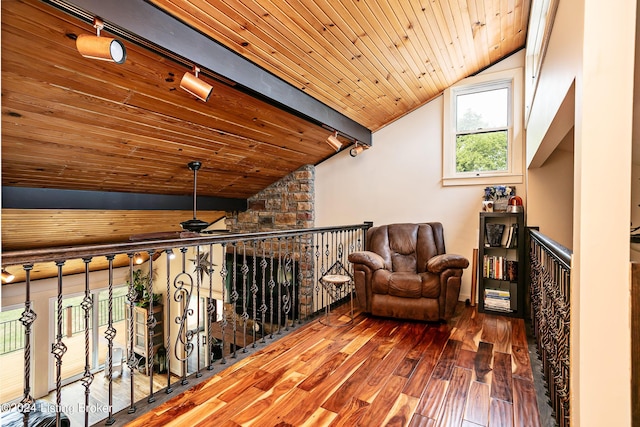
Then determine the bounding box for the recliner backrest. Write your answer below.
[366,223,446,273]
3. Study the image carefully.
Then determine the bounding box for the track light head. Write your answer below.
[349,141,370,157]
[180,67,213,102]
[76,18,126,64]
[1,269,15,284]
[326,131,342,151]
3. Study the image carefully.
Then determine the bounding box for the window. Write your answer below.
[443,68,523,186]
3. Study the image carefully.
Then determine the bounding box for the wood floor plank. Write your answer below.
[249,387,309,427]
[490,352,513,403]
[509,318,528,349]
[511,345,534,381]
[464,380,490,426]
[321,341,391,412]
[512,377,542,427]
[474,341,494,383]
[415,378,448,419]
[217,369,271,402]
[457,348,477,370]
[450,304,474,342]
[192,386,265,427]
[300,407,338,426]
[409,413,437,427]
[464,310,485,351]
[357,375,408,427]
[481,315,498,344]
[328,397,370,426]
[297,351,350,392]
[395,357,420,378]
[436,366,472,427]
[382,392,420,426]
[494,317,512,354]
[489,398,514,427]
[229,372,304,425]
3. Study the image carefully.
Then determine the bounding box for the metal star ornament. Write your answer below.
[189,250,217,281]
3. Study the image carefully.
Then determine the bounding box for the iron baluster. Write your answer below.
[251,241,259,348]
[125,254,138,414]
[19,264,36,423]
[259,241,268,344]
[206,244,215,370]
[146,251,157,402]
[166,249,174,392]
[52,261,68,427]
[282,249,292,331]
[81,257,94,427]
[219,243,228,365]
[268,245,275,339]
[104,255,117,424]
[231,244,239,358]
[277,238,283,335]
[240,243,249,353]
[195,246,202,378]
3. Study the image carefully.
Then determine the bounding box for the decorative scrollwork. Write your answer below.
[173,273,195,362]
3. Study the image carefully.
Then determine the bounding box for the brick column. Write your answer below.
[226,165,315,317]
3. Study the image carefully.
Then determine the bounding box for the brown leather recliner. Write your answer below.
[348,223,469,322]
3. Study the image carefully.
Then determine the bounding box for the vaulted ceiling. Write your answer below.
[2,0,530,253]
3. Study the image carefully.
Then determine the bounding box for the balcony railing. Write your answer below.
[1,222,370,426]
[529,229,572,427]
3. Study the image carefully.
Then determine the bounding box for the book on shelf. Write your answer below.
[482,256,518,281]
[484,288,512,312]
[505,223,519,248]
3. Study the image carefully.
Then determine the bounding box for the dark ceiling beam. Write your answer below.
[1,187,247,211]
[46,0,372,146]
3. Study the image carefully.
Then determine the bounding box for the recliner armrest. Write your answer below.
[348,250,385,271]
[426,253,469,274]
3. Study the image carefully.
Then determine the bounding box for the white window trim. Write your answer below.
[442,67,524,186]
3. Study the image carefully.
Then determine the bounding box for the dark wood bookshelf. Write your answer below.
[477,211,525,318]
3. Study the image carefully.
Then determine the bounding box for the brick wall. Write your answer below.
[225,165,315,317]
[225,165,314,232]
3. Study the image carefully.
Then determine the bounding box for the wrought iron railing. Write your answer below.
[529,229,571,427]
[1,223,370,426]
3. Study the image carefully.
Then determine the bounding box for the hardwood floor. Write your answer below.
[124,304,542,427]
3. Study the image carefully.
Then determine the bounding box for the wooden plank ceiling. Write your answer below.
[1,0,530,261]
[150,0,530,131]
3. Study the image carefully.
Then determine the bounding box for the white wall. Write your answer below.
[526,132,574,249]
[316,51,525,303]
[525,0,635,425]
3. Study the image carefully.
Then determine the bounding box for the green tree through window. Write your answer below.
[454,91,508,173]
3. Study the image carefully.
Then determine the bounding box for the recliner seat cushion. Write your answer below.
[389,272,422,298]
